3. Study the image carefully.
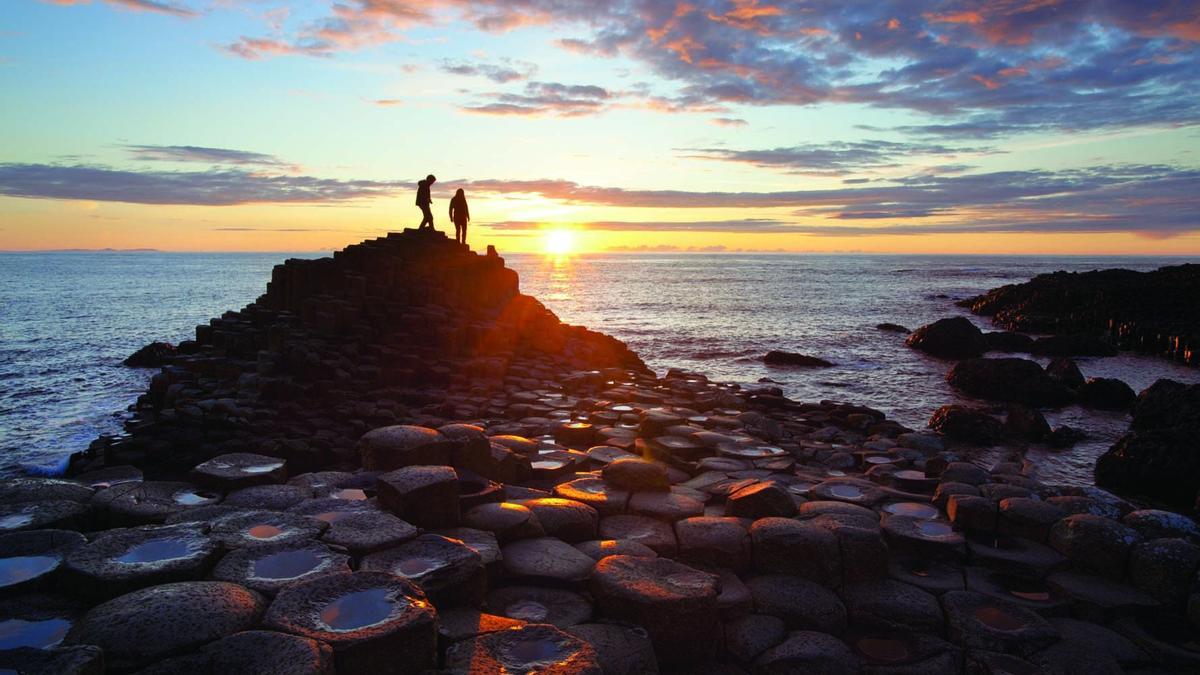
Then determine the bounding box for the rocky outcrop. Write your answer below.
[763,351,833,367]
[123,342,176,368]
[946,358,1076,407]
[905,317,986,358]
[961,264,1200,366]
[1096,379,1200,509]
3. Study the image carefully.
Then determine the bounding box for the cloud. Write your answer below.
[440,58,537,83]
[123,144,293,168]
[487,218,798,232]
[709,117,747,127]
[684,139,993,175]
[0,163,404,205]
[462,81,611,116]
[45,0,196,18]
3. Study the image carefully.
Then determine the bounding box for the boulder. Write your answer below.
[567,622,659,675]
[928,405,1003,445]
[1003,405,1050,441]
[724,481,797,518]
[753,630,860,674]
[983,331,1034,353]
[905,317,986,359]
[501,537,596,585]
[747,574,847,634]
[763,351,834,367]
[946,358,1075,407]
[674,516,751,572]
[1030,334,1118,357]
[1048,514,1140,579]
[602,458,669,492]
[1044,357,1085,389]
[876,323,910,333]
[123,341,176,367]
[1077,378,1136,410]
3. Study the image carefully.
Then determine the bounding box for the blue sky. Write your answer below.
[1,0,1198,253]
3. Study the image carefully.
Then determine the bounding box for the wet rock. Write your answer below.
[358,425,456,471]
[0,500,86,533]
[763,351,834,367]
[598,514,677,556]
[573,538,657,561]
[939,462,991,486]
[436,607,525,648]
[750,517,839,587]
[876,323,910,334]
[191,453,288,490]
[1045,571,1158,619]
[725,481,797,518]
[928,406,1004,445]
[983,331,1034,353]
[602,458,669,492]
[520,498,599,542]
[941,590,1058,656]
[963,568,1067,614]
[64,581,265,670]
[1044,357,1085,389]
[211,540,351,595]
[1003,405,1049,441]
[73,465,142,491]
[675,516,751,572]
[887,556,965,595]
[1049,514,1140,579]
[1077,377,1136,410]
[360,534,485,608]
[1030,334,1117,357]
[967,534,1067,579]
[264,570,436,674]
[0,646,103,675]
[210,509,327,548]
[628,490,706,522]
[905,317,986,359]
[590,555,719,662]
[569,622,659,675]
[1122,509,1200,542]
[0,593,86,651]
[1127,538,1200,605]
[464,502,545,542]
[0,478,94,505]
[444,624,603,674]
[753,630,860,674]
[883,516,964,561]
[839,580,943,635]
[287,496,380,525]
[0,530,85,596]
[946,358,1075,407]
[947,494,998,533]
[502,537,596,585]
[554,478,630,516]
[485,586,593,627]
[377,465,460,529]
[321,511,417,555]
[1047,425,1087,448]
[124,341,176,367]
[62,522,219,599]
[1112,614,1200,671]
[810,478,885,507]
[724,613,786,663]
[140,629,335,675]
[997,498,1065,542]
[747,574,847,634]
[223,484,310,511]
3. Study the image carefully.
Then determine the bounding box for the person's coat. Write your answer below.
[449,194,469,224]
[416,180,431,206]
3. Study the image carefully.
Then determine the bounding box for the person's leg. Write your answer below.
[454,222,462,243]
[420,205,433,229]
[462,221,467,245]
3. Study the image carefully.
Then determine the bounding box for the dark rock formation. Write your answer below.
[928,405,1003,445]
[1096,379,1200,509]
[983,331,1034,353]
[1077,377,1136,410]
[876,323,910,333]
[946,358,1076,407]
[1045,357,1086,389]
[123,342,176,368]
[960,264,1200,366]
[763,351,834,367]
[905,317,986,358]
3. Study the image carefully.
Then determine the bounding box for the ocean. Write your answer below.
[2,250,1197,486]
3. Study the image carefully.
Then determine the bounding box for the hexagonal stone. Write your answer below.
[485,586,593,628]
[0,593,86,650]
[463,502,545,542]
[1122,509,1200,542]
[62,523,219,599]
[0,530,85,597]
[1049,514,1140,579]
[210,510,327,548]
[810,478,885,506]
[947,494,997,533]
[211,540,351,596]
[628,490,705,522]
[598,515,677,556]
[966,534,1066,579]
[0,478,93,504]
[502,537,596,585]
[264,570,435,674]
[321,511,417,555]
[888,556,965,595]
[445,624,602,674]
[810,515,888,584]
[520,498,599,542]
[941,590,1058,656]
[90,482,219,527]
[675,517,751,573]
[287,496,380,525]
[436,607,525,648]
[0,500,88,533]
[1045,570,1158,620]
[725,481,798,519]
[882,515,965,560]
[839,579,943,634]
[997,498,1066,542]
[750,517,840,587]
[64,581,265,670]
[723,613,786,663]
[377,466,460,529]
[0,646,103,675]
[191,453,288,490]
[747,575,847,634]
[358,425,456,471]
[139,629,335,674]
[603,458,669,491]
[589,555,719,662]
[554,478,629,516]
[753,630,859,674]
[567,622,659,675]
[1128,538,1200,605]
[573,539,658,561]
[360,534,485,608]
[223,484,311,511]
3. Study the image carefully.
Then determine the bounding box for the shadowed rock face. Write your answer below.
[960,264,1200,366]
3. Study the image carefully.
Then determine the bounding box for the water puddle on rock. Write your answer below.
[829,485,863,499]
[974,606,1025,631]
[241,463,284,474]
[252,550,324,580]
[247,524,286,540]
[917,521,954,537]
[173,491,218,506]
[505,600,548,622]
[0,512,34,530]
[531,460,567,471]
[0,618,71,649]
[319,588,397,631]
[0,555,60,587]
[116,539,197,564]
[856,637,909,663]
[332,488,367,501]
[507,636,566,665]
[314,510,354,524]
[883,502,939,519]
[394,557,439,579]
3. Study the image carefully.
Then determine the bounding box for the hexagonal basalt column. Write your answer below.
[377,465,461,529]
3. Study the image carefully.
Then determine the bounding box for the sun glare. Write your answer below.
[544,229,576,256]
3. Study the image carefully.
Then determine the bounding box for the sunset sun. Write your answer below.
[544,229,576,255]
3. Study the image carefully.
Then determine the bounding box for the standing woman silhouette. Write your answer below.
[449,188,470,245]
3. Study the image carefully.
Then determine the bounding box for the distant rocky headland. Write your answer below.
[2,231,1199,674]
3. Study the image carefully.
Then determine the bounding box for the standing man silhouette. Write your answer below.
[416,174,436,230]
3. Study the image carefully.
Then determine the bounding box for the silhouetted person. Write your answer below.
[416,174,436,230]
[449,188,470,245]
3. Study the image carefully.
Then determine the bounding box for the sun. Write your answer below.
[543,229,576,255]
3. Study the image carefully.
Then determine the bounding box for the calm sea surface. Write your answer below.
[2,251,1197,485]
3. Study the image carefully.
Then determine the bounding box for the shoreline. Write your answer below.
[2,229,1199,673]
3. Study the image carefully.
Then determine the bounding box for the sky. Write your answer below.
[1,0,1198,254]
